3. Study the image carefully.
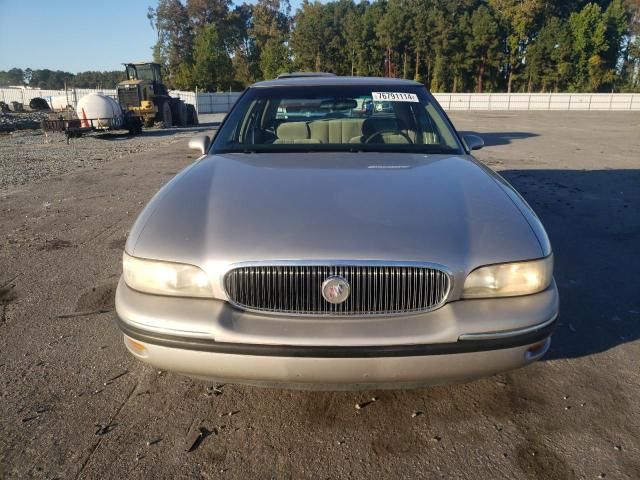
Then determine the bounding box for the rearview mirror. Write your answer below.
[320,98,358,111]
[463,134,484,151]
[188,134,210,155]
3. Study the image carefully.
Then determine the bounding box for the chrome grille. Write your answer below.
[224,264,451,315]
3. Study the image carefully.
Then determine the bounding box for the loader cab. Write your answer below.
[123,62,168,96]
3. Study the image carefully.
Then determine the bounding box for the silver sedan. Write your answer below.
[115,75,558,389]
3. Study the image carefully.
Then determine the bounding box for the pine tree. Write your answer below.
[190,23,234,91]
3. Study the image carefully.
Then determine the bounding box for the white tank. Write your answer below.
[48,95,73,110]
[76,93,123,129]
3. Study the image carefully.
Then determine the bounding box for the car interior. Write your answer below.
[236,96,446,147]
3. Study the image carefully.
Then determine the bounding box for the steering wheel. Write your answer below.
[364,129,414,144]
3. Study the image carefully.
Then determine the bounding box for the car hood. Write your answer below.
[127,152,544,292]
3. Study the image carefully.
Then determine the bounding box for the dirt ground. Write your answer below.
[1,112,639,479]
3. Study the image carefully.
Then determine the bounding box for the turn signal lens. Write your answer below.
[125,337,147,353]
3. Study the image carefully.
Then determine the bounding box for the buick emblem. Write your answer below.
[322,276,351,304]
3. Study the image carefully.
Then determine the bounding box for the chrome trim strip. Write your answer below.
[222,260,454,317]
[458,314,558,341]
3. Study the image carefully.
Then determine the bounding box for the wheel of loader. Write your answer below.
[158,101,172,128]
[186,104,199,125]
[125,113,143,135]
[171,99,188,127]
[178,101,188,127]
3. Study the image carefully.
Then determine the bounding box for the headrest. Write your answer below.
[277,122,310,140]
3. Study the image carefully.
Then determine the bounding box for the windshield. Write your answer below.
[126,64,158,82]
[212,85,463,154]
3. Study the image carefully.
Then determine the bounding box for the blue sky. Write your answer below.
[0,0,158,72]
[0,0,307,73]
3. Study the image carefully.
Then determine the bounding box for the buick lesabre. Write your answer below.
[115,74,559,389]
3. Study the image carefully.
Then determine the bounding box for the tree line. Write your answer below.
[150,0,640,93]
[0,68,124,90]
[2,1,638,93]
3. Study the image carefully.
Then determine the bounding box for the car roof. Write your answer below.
[252,75,424,89]
[276,72,336,79]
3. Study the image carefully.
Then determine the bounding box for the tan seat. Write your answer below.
[308,118,365,144]
[274,118,433,145]
[422,132,438,144]
[359,117,437,144]
[274,122,321,144]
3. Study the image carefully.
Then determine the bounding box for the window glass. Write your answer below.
[213,85,462,154]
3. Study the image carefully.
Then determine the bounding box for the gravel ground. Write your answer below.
[0,118,224,191]
[0,111,639,479]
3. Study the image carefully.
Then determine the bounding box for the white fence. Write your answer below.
[173,90,242,113]
[432,93,640,111]
[0,87,241,114]
[1,87,638,113]
[0,87,118,110]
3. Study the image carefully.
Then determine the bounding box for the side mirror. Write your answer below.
[463,134,484,151]
[188,134,210,155]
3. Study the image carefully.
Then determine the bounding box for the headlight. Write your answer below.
[122,253,213,298]
[462,255,553,298]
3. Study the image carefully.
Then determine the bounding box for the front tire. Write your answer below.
[186,104,199,125]
[124,112,143,135]
[171,99,187,127]
[158,102,172,128]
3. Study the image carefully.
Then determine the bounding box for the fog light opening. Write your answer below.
[124,336,148,357]
[525,338,549,360]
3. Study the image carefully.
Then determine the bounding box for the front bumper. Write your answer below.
[115,278,558,388]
